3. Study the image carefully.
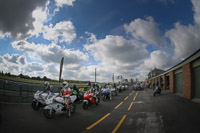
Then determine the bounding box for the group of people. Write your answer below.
[43,81,79,111]
[42,81,129,110]
[145,80,164,90]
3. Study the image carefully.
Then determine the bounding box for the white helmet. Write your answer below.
[62,81,68,88]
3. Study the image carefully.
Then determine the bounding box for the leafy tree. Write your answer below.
[43,76,48,81]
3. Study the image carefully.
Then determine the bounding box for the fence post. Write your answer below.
[20,84,22,96]
[3,81,5,95]
[31,86,33,96]
[27,85,29,97]
[27,85,30,97]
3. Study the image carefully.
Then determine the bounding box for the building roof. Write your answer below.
[150,48,200,79]
[148,68,165,76]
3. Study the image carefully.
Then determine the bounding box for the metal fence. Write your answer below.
[0,79,133,103]
[0,79,88,103]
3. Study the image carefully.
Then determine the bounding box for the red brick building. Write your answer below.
[149,49,200,100]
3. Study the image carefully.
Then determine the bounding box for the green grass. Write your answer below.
[0,75,107,86]
[0,75,88,86]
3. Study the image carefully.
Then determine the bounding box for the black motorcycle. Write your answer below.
[153,86,161,96]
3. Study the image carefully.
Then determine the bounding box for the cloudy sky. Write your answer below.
[0,0,200,82]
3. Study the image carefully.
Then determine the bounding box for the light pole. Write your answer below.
[95,68,96,83]
[112,73,114,83]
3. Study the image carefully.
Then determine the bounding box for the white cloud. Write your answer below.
[124,16,166,45]
[12,41,88,65]
[142,50,177,70]
[0,0,49,39]
[84,34,149,81]
[192,0,200,26]
[42,21,76,44]
[165,0,200,59]
[3,54,20,64]
[0,54,27,75]
[63,65,115,82]
[131,50,179,81]
[85,32,97,44]
[23,62,59,79]
[0,54,59,79]
[0,57,3,63]
[31,5,49,37]
[0,41,91,81]
[2,0,200,83]
[166,23,200,59]
[51,0,77,18]
[54,0,76,7]
[0,0,77,43]
[85,35,148,64]
[3,54,27,65]
[18,55,27,65]
[30,4,77,44]
[25,62,44,72]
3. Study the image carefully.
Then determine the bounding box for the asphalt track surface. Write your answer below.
[1,87,200,133]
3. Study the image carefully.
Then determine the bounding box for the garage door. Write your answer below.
[194,66,200,98]
[175,69,183,94]
[193,58,200,99]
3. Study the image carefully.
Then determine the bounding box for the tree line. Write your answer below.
[0,71,89,84]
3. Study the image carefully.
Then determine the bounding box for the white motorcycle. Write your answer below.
[102,87,112,101]
[32,90,59,110]
[117,85,122,93]
[44,95,77,118]
[111,87,118,96]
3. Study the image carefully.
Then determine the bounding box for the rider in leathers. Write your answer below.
[72,84,79,93]
[60,81,71,110]
[43,81,53,94]
[106,83,112,97]
[39,81,53,98]
[90,83,99,101]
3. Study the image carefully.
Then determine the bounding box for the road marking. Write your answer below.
[112,114,127,133]
[133,91,138,101]
[133,96,136,101]
[114,102,123,109]
[86,113,111,130]
[134,101,143,104]
[124,96,129,101]
[128,102,134,111]
[0,102,31,105]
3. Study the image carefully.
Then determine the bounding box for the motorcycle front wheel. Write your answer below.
[32,100,40,110]
[67,109,71,118]
[102,95,106,101]
[83,102,88,109]
[44,109,55,119]
[109,96,112,100]
[95,97,100,105]
[70,103,76,113]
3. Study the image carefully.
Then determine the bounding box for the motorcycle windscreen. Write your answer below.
[70,95,77,102]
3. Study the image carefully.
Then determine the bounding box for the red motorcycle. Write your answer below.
[82,92,100,109]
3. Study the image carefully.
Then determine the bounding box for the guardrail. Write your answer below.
[0,79,89,103]
[0,79,133,103]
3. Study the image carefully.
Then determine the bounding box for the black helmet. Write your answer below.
[92,83,95,87]
[73,84,77,88]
